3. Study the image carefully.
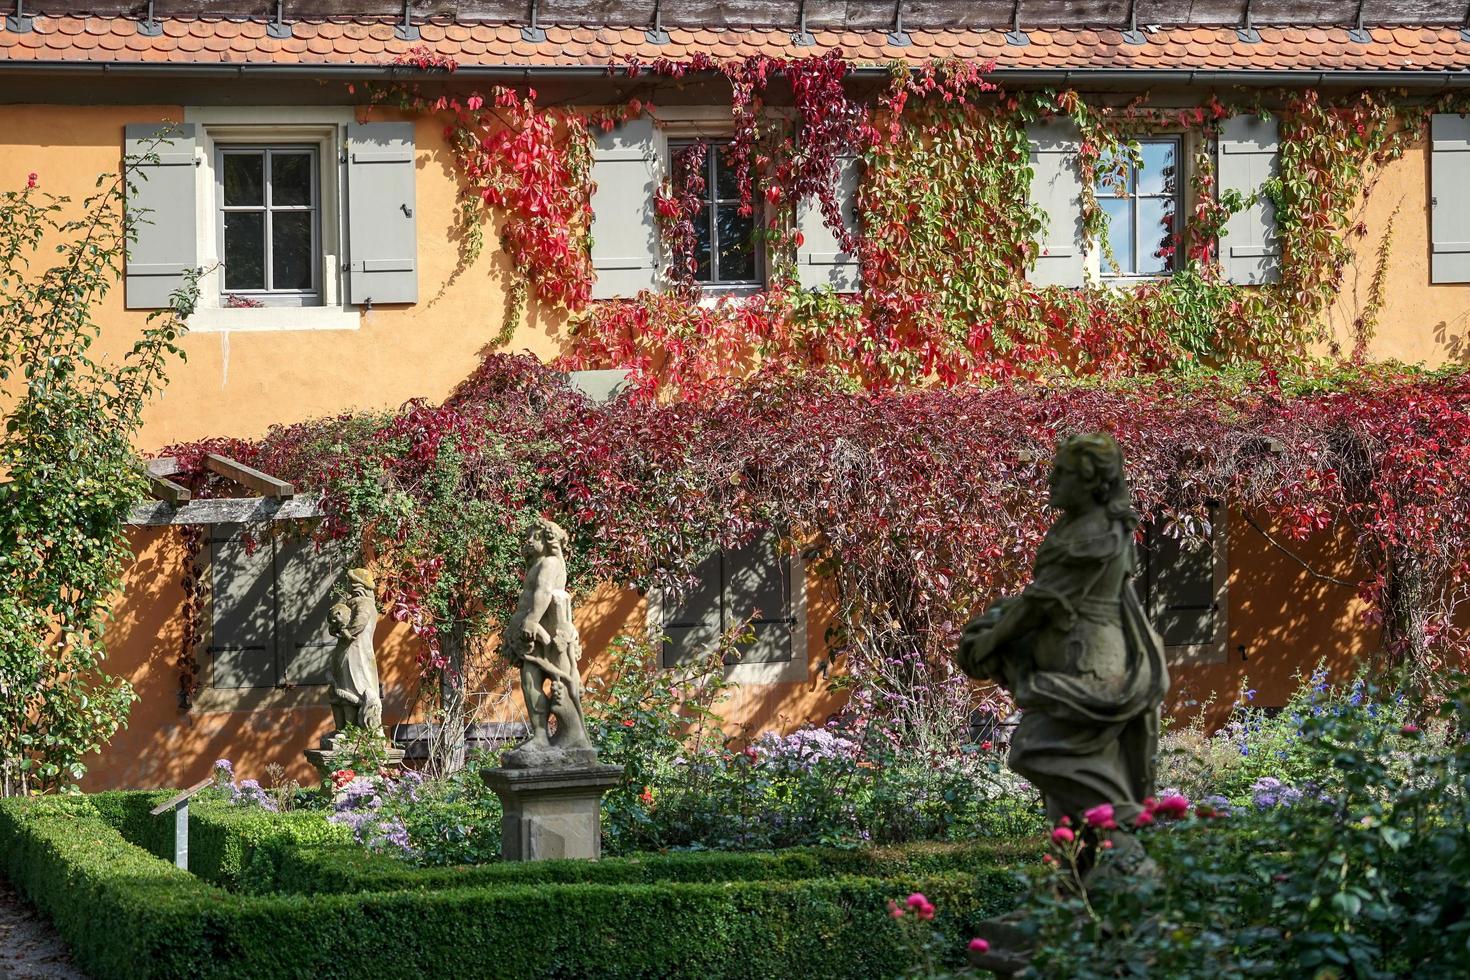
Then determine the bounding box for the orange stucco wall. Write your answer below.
[0,97,1422,789]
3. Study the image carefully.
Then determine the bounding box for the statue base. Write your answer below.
[481,763,623,862]
[304,733,405,798]
[966,917,1034,978]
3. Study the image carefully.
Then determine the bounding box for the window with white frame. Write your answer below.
[1096,137,1182,279]
[669,139,763,286]
[218,146,321,306]
[123,110,418,329]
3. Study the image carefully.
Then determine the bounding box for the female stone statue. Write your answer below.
[326,567,384,736]
[957,434,1169,836]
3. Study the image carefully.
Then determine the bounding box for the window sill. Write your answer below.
[725,656,808,685]
[695,283,766,307]
[188,305,361,333]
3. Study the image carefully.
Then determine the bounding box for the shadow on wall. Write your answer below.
[1168,507,1375,732]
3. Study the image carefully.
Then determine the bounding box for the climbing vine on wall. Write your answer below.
[370,52,1435,392]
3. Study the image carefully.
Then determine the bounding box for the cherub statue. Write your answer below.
[326,567,384,737]
[957,434,1169,862]
[501,518,595,768]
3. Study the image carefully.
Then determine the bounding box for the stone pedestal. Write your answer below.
[481,763,623,861]
[304,734,405,798]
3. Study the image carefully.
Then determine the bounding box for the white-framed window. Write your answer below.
[1096,136,1183,280]
[1138,508,1228,665]
[192,523,346,712]
[668,138,763,287]
[217,145,321,306]
[647,532,809,685]
[184,107,357,332]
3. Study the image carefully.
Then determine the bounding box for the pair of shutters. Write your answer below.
[208,524,344,690]
[589,117,861,298]
[661,533,796,669]
[123,121,418,309]
[1029,115,1281,287]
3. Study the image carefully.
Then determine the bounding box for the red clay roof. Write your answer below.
[0,18,1468,72]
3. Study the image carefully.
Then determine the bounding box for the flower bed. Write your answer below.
[0,793,1027,980]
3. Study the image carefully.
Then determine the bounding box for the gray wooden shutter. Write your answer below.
[567,368,630,404]
[124,123,198,310]
[208,525,278,689]
[796,154,861,291]
[274,535,345,686]
[1143,526,1217,648]
[346,121,417,305]
[1218,114,1281,285]
[723,533,794,665]
[1431,114,1470,283]
[1026,122,1086,287]
[661,550,722,669]
[590,116,660,299]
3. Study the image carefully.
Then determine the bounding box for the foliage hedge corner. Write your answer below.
[0,794,1028,980]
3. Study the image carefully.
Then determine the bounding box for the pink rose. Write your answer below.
[1154,795,1190,819]
[26,172,38,188]
[1084,803,1117,829]
[887,899,904,919]
[905,892,928,910]
[1133,810,1155,827]
[1050,825,1075,845]
[1401,723,1420,735]
[968,938,990,953]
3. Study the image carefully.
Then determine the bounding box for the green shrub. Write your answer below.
[1022,679,1470,979]
[0,797,1027,980]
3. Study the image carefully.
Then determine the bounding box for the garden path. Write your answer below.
[0,879,85,979]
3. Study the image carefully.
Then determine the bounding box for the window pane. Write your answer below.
[1136,197,1176,276]
[715,145,742,200]
[715,203,756,281]
[1136,141,1177,197]
[271,151,313,207]
[223,211,265,290]
[222,152,263,207]
[1099,196,1133,276]
[671,143,711,205]
[693,203,712,281]
[272,211,314,290]
[1094,149,1131,195]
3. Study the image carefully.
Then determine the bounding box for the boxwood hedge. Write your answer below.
[0,794,1030,980]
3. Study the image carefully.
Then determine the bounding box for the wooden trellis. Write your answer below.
[127,453,323,526]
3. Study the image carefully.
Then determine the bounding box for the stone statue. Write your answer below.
[958,433,1169,859]
[326,567,384,736]
[501,517,595,768]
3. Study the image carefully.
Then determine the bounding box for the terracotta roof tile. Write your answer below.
[2,18,1469,73]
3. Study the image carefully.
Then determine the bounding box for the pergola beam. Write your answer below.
[203,453,294,499]
[127,492,323,527]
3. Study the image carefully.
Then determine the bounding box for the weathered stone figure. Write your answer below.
[327,567,384,735]
[958,433,1169,840]
[502,517,595,768]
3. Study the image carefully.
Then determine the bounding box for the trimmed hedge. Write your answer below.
[253,834,1036,896]
[89,789,352,889]
[0,795,1028,980]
